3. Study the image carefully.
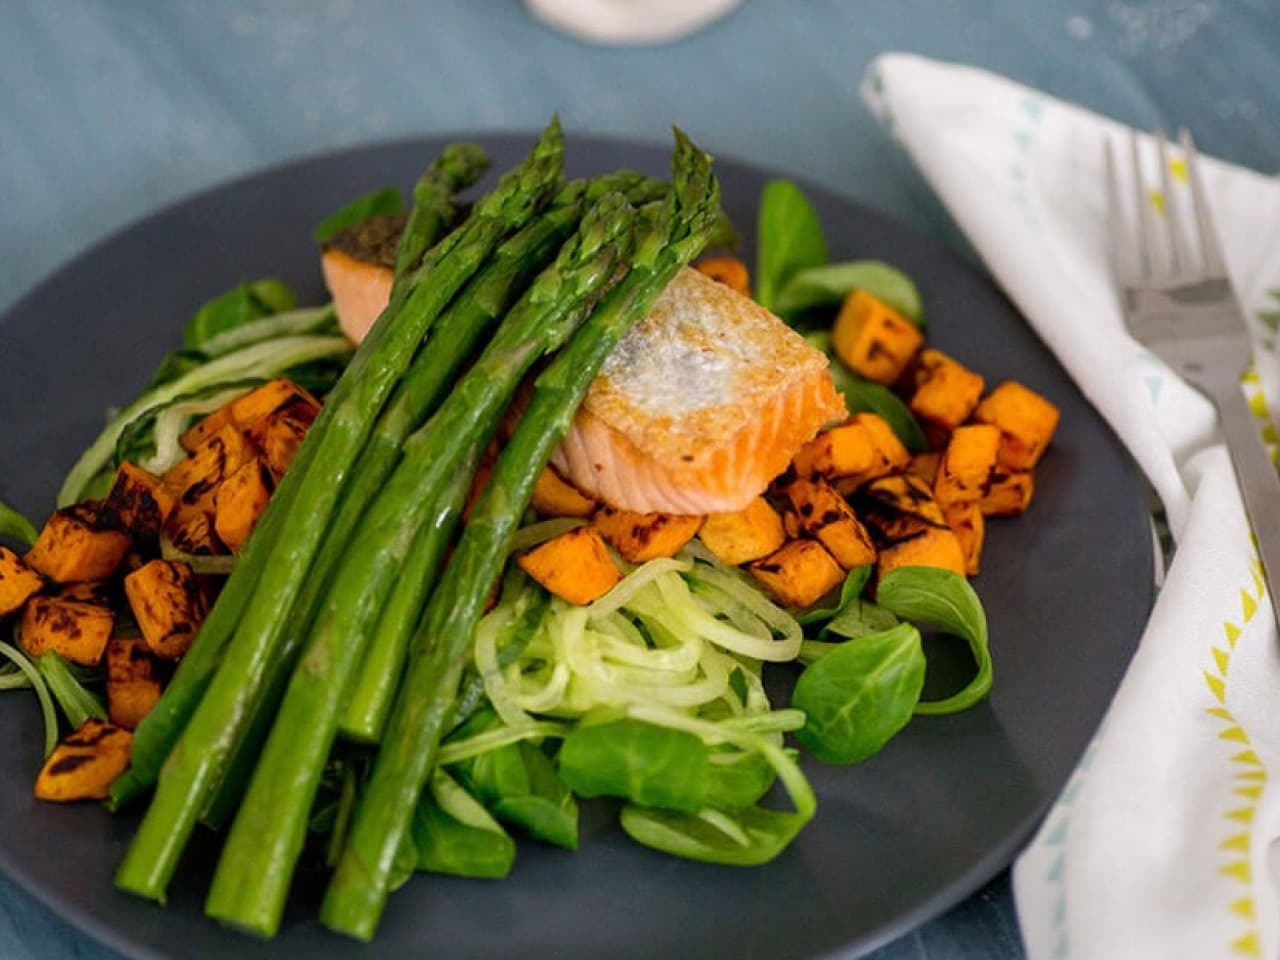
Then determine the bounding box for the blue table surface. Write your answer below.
[1,1,1276,957]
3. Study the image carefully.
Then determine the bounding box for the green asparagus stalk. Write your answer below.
[203,192,635,936]
[114,122,564,903]
[320,130,719,940]
[108,142,491,813]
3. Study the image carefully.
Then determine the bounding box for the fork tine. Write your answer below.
[1179,127,1227,276]
[1128,131,1159,277]
[1103,138,1132,282]
[1155,130,1192,274]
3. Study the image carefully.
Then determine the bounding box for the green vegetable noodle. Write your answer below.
[0,500,38,549]
[183,279,296,350]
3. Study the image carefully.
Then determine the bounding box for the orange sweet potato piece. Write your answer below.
[530,467,597,519]
[694,257,751,297]
[906,451,941,486]
[55,581,115,607]
[698,497,787,566]
[0,546,44,618]
[861,474,947,528]
[980,469,1035,516]
[179,378,320,453]
[876,527,967,579]
[165,508,223,556]
[163,422,259,515]
[792,413,909,485]
[124,560,205,659]
[25,504,131,584]
[934,424,1001,507]
[831,289,923,385]
[909,349,984,432]
[34,719,132,802]
[942,500,985,576]
[516,527,623,606]
[106,636,166,730]
[20,597,113,666]
[972,381,1060,470]
[593,507,703,564]
[257,393,321,481]
[179,406,237,455]
[214,459,273,554]
[784,479,876,570]
[99,462,177,542]
[748,539,846,609]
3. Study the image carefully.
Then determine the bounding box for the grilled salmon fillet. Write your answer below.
[319,214,404,344]
[322,245,845,514]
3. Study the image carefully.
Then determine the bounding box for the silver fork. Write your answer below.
[1106,128,1280,630]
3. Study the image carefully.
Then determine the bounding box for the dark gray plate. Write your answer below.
[0,135,1152,960]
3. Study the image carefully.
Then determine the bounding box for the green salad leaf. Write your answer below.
[775,260,923,325]
[182,279,296,351]
[412,770,516,880]
[0,499,38,548]
[755,179,828,311]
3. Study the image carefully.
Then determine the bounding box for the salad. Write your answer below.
[0,120,1059,942]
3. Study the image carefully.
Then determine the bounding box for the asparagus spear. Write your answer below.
[108,142,491,812]
[114,121,564,902]
[203,192,636,936]
[320,130,719,940]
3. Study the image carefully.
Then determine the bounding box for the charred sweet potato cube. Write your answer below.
[698,497,787,566]
[124,560,205,659]
[782,509,801,540]
[0,546,45,618]
[516,526,622,606]
[876,526,968,579]
[530,467,597,519]
[55,581,115,607]
[861,474,947,528]
[792,413,910,486]
[908,349,984,432]
[942,500,985,576]
[231,379,320,439]
[784,479,876,570]
[972,381,1060,470]
[694,257,751,297]
[106,636,166,730]
[20,597,113,666]
[214,459,273,554]
[165,507,223,556]
[593,507,703,564]
[179,406,237,454]
[749,540,846,609]
[258,394,320,481]
[980,469,1035,516]
[34,719,132,802]
[163,422,258,515]
[99,462,176,542]
[906,451,941,486]
[934,424,1001,507]
[831,290,923,385]
[25,504,130,584]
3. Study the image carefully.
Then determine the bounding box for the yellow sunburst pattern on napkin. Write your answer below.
[1202,557,1268,958]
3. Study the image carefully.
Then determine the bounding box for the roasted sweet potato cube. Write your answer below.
[942,500,985,576]
[909,349,984,432]
[25,504,131,584]
[593,507,703,564]
[106,636,166,730]
[516,526,622,606]
[99,462,177,542]
[694,257,751,297]
[784,479,876,570]
[980,469,1035,516]
[34,719,132,802]
[906,451,941,486]
[163,422,258,514]
[793,413,909,485]
[0,546,44,618]
[214,459,273,554]
[934,424,1001,507]
[124,560,205,659]
[530,467,597,519]
[861,474,947,528]
[972,381,1060,470]
[179,406,237,454]
[782,509,801,540]
[749,540,846,608]
[876,526,967,579]
[698,497,787,566]
[831,290,923,386]
[258,394,320,481]
[231,378,320,439]
[165,506,223,556]
[20,597,113,665]
[56,581,116,607]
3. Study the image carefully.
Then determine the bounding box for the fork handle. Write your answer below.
[1213,380,1280,633]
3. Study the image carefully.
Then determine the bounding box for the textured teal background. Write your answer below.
[1,0,1275,956]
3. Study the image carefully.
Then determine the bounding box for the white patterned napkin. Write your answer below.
[864,53,1280,959]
